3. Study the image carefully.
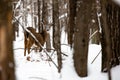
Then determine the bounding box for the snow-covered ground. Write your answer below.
[13,28,120,80]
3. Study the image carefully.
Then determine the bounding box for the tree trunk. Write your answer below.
[52,0,62,73]
[42,0,45,28]
[37,0,41,33]
[101,0,112,80]
[108,1,120,66]
[68,0,76,47]
[0,26,8,80]
[46,34,51,52]
[73,0,92,77]
[42,0,51,52]
[0,1,15,80]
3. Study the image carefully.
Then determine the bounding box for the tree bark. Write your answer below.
[46,34,51,52]
[42,0,51,52]
[68,0,76,47]
[101,0,112,80]
[0,1,15,80]
[37,0,41,33]
[52,0,62,72]
[73,0,92,77]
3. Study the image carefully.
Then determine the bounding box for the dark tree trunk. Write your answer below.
[101,0,112,80]
[0,1,15,80]
[117,11,120,64]
[68,0,76,47]
[108,1,120,66]
[52,0,62,73]
[42,0,51,52]
[46,22,51,52]
[46,33,51,52]
[34,17,37,30]
[73,0,92,77]
[37,0,41,33]
[41,0,45,28]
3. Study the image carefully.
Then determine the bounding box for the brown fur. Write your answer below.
[24,27,48,56]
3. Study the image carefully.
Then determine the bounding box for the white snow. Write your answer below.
[13,28,120,80]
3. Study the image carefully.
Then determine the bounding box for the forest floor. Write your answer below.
[13,30,120,80]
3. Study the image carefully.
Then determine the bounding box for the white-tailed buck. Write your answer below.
[24,27,48,56]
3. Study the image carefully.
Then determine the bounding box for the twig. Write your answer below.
[61,52,68,57]
[91,49,102,64]
[49,49,56,59]
[43,49,58,68]
[61,44,70,46]
[89,30,98,40]
[14,48,24,50]
[44,48,56,51]
[44,47,68,57]
[29,77,47,80]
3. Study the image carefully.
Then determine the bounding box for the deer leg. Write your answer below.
[24,47,27,56]
[27,43,31,55]
[24,37,27,56]
[28,47,30,55]
[27,40,32,55]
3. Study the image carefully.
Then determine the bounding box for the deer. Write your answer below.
[24,27,48,56]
